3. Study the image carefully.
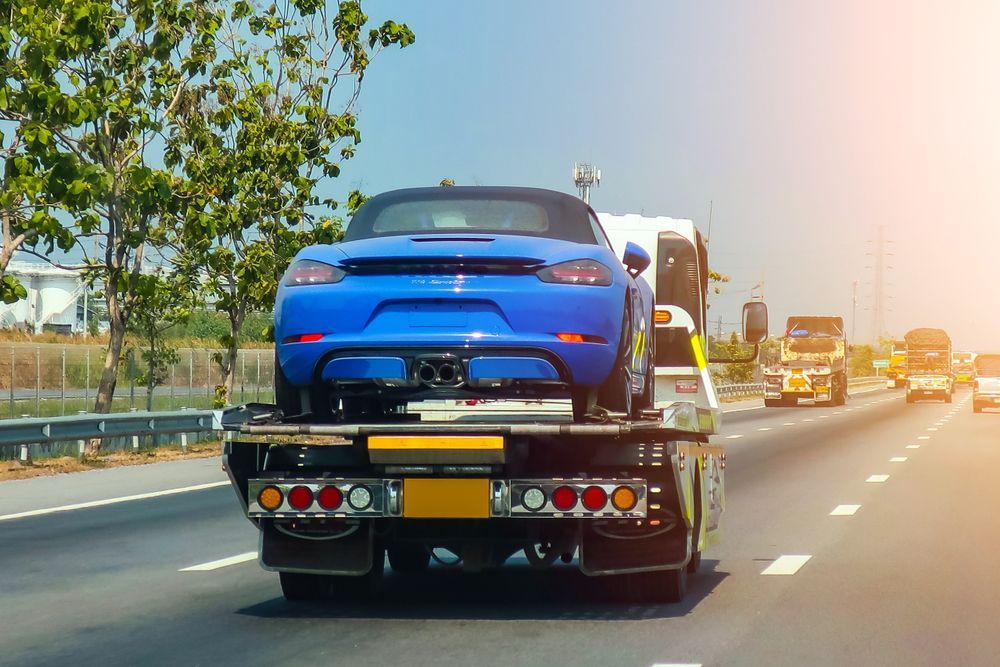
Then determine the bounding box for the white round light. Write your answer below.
[521,487,546,512]
[348,485,373,511]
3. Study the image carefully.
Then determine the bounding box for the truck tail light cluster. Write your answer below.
[509,480,645,517]
[249,478,647,519]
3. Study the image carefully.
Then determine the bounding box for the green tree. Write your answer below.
[127,271,196,411]
[169,0,413,405]
[709,332,756,384]
[849,343,876,378]
[1,0,225,415]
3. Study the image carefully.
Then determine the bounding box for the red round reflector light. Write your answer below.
[317,486,343,511]
[581,485,608,511]
[287,485,314,510]
[551,485,577,511]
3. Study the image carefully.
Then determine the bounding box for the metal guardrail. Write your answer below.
[716,376,886,399]
[0,409,219,460]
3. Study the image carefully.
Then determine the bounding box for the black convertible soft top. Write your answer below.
[343,186,599,245]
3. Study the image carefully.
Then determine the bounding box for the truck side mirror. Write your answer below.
[743,301,768,344]
[622,241,651,277]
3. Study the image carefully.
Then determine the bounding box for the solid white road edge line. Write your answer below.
[761,554,812,575]
[0,481,230,522]
[180,551,257,572]
[830,504,861,516]
[866,474,890,483]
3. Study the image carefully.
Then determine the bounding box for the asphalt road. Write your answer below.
[1,386,996,666]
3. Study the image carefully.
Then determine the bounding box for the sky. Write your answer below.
[320,0,1000,351]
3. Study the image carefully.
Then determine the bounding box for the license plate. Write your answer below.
[403,478,490,519]
[789,378,806,388]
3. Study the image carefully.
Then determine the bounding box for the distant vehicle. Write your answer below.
[972,354,1000,413]
[953,351,976,386]
[904,328,953,403]
[762,316,848,407]
[274,187,656,422]
[886,339,907,389]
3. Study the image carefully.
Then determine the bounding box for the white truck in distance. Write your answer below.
[762,316,848,407]
[973,354,1000,413]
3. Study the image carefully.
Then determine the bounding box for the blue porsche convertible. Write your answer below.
[274,186,654,421]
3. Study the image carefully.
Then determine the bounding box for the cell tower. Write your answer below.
[573,163,601,205]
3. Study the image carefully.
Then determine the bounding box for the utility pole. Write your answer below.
[572,163,601,205]
[851,279,858,343]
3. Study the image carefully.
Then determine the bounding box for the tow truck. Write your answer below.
[222,215,767,604]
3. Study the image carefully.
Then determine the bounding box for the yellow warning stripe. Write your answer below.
[690,333,708,370]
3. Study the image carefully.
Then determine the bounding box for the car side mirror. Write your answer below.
[622,241,651,277]
[742,301,768,344]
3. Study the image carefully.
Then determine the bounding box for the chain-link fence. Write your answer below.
[0,344,275,419]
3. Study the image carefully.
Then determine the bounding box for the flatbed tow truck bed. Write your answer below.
[221,401,726,603]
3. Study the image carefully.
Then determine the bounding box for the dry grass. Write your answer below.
[0,440,221,481]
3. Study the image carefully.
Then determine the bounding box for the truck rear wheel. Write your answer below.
[945,393,953,403]
[387,544,431,574]
[628,566,688,603]
[974,402,983,413]
[279,549,384,602]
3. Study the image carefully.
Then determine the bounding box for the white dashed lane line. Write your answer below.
[866,475,890,483]
[180,552,257,572]
[782,422,795,426]
[761,555,812,575]
[726,434,743,439]
[830,504,861,516]
[906,444,921,449]
[758,427,772,432]
[918,436,931,440]
[890,457,908,463]
[0,481,230,522]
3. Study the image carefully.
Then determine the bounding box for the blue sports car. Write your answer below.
[274,186,654,422]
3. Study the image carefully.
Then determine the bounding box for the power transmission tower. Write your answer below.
[572,163,600,205]
[867,225,893,342]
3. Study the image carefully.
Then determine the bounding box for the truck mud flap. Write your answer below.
[579,521,690,576]
[260,521,374,575]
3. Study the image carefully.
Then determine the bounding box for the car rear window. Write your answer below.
[344,189,598,244]
[371,200,549,235]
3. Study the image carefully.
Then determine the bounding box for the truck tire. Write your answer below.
[974,402,983,413]
[906,393,914,404]
[630,566,688,604]
[387,544,431,574]
[279,549,384,602]
[945,393,952,404]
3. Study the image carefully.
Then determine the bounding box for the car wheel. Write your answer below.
[596,305,634,416]
[632,345,655,418]
[274,351,301,417]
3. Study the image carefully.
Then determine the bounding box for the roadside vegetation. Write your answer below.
[0,0,415,446]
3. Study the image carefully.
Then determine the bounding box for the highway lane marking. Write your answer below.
[761,554,812,575]
[783,422,795,426]
[818,415,830,419]
[803,418,815,422]
[726,434,743,439]
[906,445,920,449]
[830,504,861,516]
[918,436,931,440]
[758,427,772,432]
[866,475,890,483]
[833,411,843,414]
[0,481,230,522]
[651,663,702,667]
[927,427,938,431]
[890,457,908,462]
[180,551,257,572]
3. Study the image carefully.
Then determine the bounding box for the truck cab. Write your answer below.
[762,316,849,407]
[886,340,907,389]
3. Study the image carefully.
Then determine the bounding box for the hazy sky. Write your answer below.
[332,1,1000,350]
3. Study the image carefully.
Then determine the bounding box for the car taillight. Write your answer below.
[282,259,346,286]
[537,259,612,286]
